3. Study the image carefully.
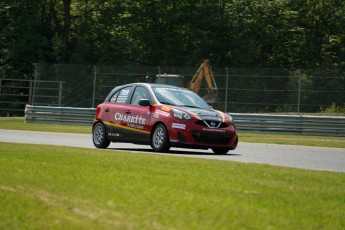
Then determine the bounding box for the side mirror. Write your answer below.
[139,99,151,106]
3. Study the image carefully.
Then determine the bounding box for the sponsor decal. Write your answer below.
[114,112,146,125]
[128,123,144,130]
[161,106,171,112]
[203,128,226,132]
[154,110,170,118]
[199,115,221,121]
[172,123,186,130]
[156,87,192,94]
[108,133,121,137]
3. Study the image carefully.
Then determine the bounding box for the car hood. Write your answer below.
[180,107,223,121]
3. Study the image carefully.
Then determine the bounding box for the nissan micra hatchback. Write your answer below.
[93,83,238,154]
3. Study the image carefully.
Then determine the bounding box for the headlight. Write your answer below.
[173,109,192,120]
[227,113,234,124]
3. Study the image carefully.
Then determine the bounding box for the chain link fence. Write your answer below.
[1,63,344,115]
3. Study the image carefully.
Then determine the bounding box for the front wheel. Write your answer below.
[212,147,230,155]
[229,136,238,150]
[151,124,170,152]
[93,122,110,148]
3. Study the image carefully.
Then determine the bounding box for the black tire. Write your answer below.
[212,147,230,155]
[151,124,170,152]
[229,136,238,150]
[212,136,238,154]
[92,122,110,148]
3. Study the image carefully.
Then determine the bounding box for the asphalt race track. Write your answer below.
[1,129,344,172]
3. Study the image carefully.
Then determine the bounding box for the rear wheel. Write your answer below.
[151,124,170,152]
[93,122,110,148]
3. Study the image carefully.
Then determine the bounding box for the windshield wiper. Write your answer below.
[179,105,201,108]
[160,101,175,106]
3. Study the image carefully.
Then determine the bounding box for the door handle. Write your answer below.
[104,108,109,112]
[125,110,131,114]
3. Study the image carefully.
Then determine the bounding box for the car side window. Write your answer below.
[130,86,152,105]
[109,86,132,104]
[109,91,119,103]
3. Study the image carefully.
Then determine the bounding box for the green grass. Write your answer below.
[0,142,344,229]
[240,132,345,148]
[0,119,91,134]
[1,118,345,148]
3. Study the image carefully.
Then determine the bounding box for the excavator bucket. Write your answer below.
[202,92,218,104]
[189,59,219,104]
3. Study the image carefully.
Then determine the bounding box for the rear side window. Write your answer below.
[109,86,132,104]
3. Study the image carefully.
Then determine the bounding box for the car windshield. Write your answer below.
[152,86,210,109]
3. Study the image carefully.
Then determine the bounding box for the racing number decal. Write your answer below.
[116,89,130,104]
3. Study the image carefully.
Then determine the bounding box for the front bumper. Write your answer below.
[168,122,237,149]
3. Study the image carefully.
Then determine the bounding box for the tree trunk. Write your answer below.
[62,0,71,62]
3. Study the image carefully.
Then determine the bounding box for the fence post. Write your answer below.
[32,63,38,105]
[58,81,63,106]
[297,73,301,113]
[225,67,229,112]
[28,80,33,104]
[0,79,2,96]
[92,65,97,108]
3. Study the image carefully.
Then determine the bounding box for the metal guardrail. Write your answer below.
[24,105,345,137]
[231,113,345,137]
[25,105,95,126]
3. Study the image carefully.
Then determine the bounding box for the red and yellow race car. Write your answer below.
[92,83,238,154]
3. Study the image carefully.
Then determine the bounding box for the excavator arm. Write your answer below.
[188,60,218,103]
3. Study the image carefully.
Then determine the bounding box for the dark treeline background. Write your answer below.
[1,0,345,80]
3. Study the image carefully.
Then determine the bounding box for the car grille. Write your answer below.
[195,120,228,128]
[191,131,232,145]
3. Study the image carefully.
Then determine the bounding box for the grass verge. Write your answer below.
[0,142,344,229]
[1,118,345,148]
[0,119,91,134]
[240,132,345,148]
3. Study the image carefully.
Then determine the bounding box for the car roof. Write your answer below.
[104,82,186,102]
[156,74,184,79]
[127,82,184,89]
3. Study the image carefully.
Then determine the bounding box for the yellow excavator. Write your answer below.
[188,59,218,103]
[155,59,218,103]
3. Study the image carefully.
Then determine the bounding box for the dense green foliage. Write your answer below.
[1,1,344,115]
[1,0,345,80]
